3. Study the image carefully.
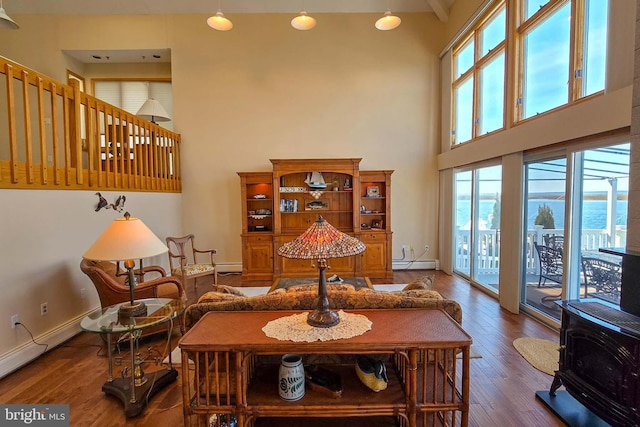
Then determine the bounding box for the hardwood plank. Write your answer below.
[0,271,564,426]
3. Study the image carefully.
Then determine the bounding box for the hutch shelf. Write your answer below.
[238,159,393,281]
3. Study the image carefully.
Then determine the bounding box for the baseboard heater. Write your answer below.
[392,260,439,270]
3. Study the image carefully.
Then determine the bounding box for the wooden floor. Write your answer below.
[0,270,564,427]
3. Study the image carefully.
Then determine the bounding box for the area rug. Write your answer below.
[162,346,193,366]
[513,337,559,376]
[457,346,482,359]
[270,276,372,292]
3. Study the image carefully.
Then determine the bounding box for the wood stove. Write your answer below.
[537,250,640,426]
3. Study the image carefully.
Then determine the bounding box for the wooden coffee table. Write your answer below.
[179,309,471,427]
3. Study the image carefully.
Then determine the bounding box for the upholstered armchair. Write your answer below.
[80,258,186,333]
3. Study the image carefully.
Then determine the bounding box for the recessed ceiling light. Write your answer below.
[153,55,161,59]
[92,55,102,60]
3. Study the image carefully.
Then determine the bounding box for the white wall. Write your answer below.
[0,190,181,377]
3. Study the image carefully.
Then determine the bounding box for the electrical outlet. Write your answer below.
[401,245,408,251]
[11,314,19,328]
[40,302,48,316]
[80,288,86,299]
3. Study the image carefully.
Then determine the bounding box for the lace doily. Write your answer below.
[262,310,372,342]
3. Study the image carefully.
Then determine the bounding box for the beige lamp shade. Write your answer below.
[0,7,18,29]
[84,216,168,262]
[136,99,171,123]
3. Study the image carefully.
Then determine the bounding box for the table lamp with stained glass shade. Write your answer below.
[83,212,168,318]
[277,216,366,328]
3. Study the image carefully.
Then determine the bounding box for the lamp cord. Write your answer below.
[14,322,49,354]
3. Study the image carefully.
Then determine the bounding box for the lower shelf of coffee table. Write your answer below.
[254,416,398,427]
[247,363,405,411]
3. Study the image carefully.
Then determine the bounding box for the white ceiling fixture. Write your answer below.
[0,0,19,30]
[375,0,401,31]
[375,10,401,31]
[207,0,233,31]
[291,10,316,31]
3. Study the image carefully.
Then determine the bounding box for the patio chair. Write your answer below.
[544,235,564,251]
[534,243,564,288]
[581,257,622,302]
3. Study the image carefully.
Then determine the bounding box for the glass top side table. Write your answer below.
[81,298,186,418]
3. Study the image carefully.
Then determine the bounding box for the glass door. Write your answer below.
[522,157,567,320]
[454,165,502,291]
[574,143,629,304]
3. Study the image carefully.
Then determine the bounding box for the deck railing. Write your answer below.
[455,226,627,274]
[0,56,181,192]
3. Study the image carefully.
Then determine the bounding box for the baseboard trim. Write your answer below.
[217,262,242,273]
[0,309,98,379]
[392,259,439,270]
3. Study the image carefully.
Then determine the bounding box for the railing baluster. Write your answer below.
[70,79,83,185]
[50,81,61,185]
[5,63,18,183]
[36,77,48,185]
[21,70,34,184]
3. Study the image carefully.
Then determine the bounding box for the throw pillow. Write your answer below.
[210,284,247,297]
[198,291,241,304]
[403,275,434,291]
[286,283,356,293]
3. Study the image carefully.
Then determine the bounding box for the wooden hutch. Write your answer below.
[238,158,393,281]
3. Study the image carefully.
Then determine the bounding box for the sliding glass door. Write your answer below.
[522,157,567,318]
[454,165,502,291]
[521,142,629,321]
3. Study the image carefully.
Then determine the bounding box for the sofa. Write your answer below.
[183,277,462,331]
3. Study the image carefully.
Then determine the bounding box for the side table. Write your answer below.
[80,297,185,418]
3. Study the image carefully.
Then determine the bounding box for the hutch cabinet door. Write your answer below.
[242,236,274,280]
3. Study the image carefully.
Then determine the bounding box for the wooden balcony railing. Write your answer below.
[0,55,181,192]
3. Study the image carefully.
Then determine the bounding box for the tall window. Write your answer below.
[452,3,506,145]
[450,0,609,145]
[94,80,173,131]
[517,0,608,120]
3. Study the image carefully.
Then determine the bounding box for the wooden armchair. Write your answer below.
[80,258,186,334]
[534,243,564,287]
[166,234,218,290]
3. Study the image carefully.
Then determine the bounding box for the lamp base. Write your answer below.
[118,301,147,318]
[307,309,340,328]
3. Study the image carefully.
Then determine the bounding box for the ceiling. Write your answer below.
[10,0,455,64]
[6,0,454,15]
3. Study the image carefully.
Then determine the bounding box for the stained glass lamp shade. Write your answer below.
[277,216,366,327]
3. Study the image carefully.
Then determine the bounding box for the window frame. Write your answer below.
[451,1,508,146]
[514,0,607,121]
[450,0,608,147]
